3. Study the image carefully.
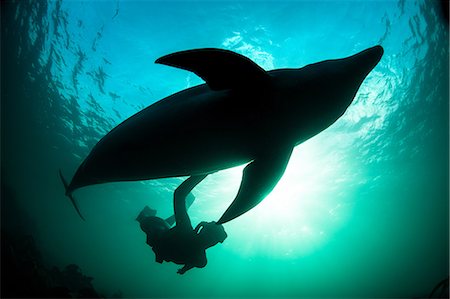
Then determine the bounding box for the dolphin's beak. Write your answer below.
[347,45,384,78]
[357,45,384,68]
[341,46,384,86]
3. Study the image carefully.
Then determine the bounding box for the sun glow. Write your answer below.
[191,133,357,259]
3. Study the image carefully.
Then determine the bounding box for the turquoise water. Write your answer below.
[2,0,448,297]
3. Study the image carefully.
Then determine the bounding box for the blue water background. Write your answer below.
[2,0,448,297]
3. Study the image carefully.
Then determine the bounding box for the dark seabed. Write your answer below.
[1,0,449,298]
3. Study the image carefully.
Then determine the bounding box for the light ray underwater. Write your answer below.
[1,0,449,298]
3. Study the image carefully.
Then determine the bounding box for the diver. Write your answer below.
[136,175,227,274]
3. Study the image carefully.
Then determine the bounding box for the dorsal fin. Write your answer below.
[155,48,269,91]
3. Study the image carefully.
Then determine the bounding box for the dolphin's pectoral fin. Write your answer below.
[217,146,294,224]
[155,48,269,91]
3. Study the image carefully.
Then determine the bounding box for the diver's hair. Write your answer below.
[199,221,228,243]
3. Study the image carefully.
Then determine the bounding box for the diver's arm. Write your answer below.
[176,249,207,274]
[174,175,207,230]
[177,264,194,275]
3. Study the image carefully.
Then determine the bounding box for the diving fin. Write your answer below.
[59,169,86,221]
[155,48,269,91]
[136,205,157,222]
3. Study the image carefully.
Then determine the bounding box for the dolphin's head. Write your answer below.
[322,45,383,107]
[271,45,383,143]
[296,45,384,119]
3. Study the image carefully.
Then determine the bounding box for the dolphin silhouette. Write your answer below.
[60,46,383,224]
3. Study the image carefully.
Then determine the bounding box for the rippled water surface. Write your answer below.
[2,1,449,297]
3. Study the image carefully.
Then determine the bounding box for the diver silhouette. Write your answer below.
[136,175,227,274]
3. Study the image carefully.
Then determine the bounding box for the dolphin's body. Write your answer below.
[61,46,383,224]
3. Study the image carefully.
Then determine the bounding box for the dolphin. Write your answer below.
[60,45,384,224]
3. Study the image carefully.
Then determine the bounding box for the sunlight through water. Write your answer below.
[2,0,448,297]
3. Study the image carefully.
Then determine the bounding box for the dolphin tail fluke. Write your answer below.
[59,169,86,221]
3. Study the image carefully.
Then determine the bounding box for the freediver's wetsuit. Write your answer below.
[152,220,207,269]
[137,175,208,272]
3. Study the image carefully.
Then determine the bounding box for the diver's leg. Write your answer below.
[164,193,195,226]
[165,174,208,227]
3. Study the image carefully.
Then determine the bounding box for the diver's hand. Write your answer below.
[177,265,193,275]
[194,222,205,233]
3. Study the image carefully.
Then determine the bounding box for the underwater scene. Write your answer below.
[1,0,449,298]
